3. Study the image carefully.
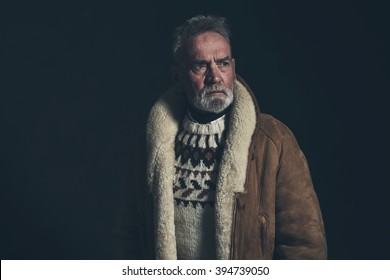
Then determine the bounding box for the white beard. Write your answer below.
[191,84,234,113]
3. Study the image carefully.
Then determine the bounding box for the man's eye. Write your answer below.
[192,64,206,71]
[218,61,230,67]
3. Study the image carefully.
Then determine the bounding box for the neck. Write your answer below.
[188,107,230,124]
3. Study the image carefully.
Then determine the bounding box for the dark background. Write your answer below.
[1,0,389,259]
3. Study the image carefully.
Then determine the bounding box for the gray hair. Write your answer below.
[172,15,231,62]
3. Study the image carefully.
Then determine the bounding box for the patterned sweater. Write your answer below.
[173,113,226,259]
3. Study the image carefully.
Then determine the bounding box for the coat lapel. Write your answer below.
[146,79,257,259]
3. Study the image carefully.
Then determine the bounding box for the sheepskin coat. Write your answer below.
[116,76,327,259]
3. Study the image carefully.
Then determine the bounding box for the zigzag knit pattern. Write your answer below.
[173,113,226,208]
[173,112,226,259]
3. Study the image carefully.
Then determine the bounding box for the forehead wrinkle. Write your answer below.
[186,32,232,62]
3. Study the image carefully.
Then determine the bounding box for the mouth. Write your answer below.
[208,90,226,96]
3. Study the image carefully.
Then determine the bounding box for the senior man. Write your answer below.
[115,15,327,260]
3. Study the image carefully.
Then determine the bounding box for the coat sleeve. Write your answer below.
[273,123,327,259]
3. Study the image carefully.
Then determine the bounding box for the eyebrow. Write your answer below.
[192,56,232,64]
[216,56,231,63]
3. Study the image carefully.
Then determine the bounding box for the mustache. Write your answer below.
[200,84,231,95]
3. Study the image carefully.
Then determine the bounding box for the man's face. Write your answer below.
[174,31,236,114]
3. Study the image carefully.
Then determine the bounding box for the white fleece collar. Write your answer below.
[146,79,257,259]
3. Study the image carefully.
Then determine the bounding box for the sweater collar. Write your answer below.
[183,112,227,135]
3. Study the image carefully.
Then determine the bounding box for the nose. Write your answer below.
[205,64,222,84]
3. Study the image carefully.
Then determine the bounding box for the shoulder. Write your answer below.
[234,76,299,149]
[255,113,300,151]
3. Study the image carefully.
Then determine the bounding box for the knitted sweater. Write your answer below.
[173,113,226,259]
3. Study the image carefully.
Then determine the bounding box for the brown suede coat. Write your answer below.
[114,76,327,259]
[231,80,327,259]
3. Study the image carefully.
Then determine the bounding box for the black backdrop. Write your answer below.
[1,1,389,259]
